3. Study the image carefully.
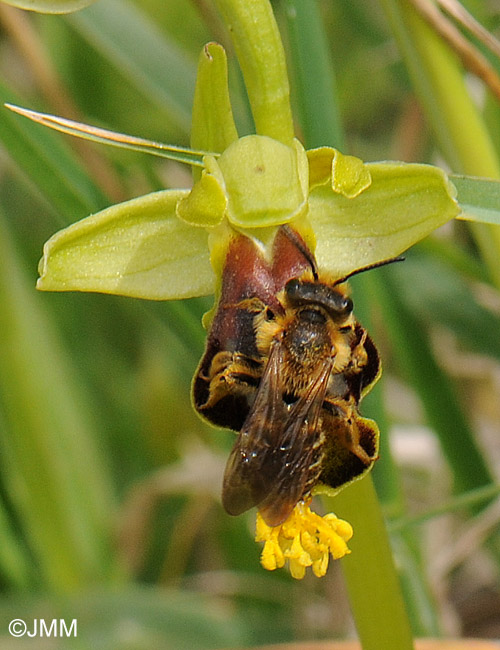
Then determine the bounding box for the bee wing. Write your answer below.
[222,339,332,527]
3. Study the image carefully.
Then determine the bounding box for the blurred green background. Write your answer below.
[0,0,500,647]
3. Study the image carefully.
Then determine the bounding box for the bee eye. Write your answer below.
[284,278,300,298]
[327,295,353,322]
[340,297,353,314]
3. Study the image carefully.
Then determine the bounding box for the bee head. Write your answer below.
[285,278,353,322]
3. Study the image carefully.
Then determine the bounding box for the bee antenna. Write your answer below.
[333,256,405,285]
[281,225,319,280]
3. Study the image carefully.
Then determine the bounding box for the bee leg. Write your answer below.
[230,297,267,313]
[342,417,374,466]
[348,330,369,373]
[198,350,235,382]
[200,351,261,410]
[328,399,375,466]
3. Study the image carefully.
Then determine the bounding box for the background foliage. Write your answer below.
[0,0,499,647]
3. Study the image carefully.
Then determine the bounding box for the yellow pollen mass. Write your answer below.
[255,500,353,579]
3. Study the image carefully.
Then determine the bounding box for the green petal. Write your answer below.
[190,43,238,160]
[37,190,215,300]
[217,135,308,227]
[309,162,460,276]
[308,146,336,188]
[1,0,96,12]
[176,170,227,227]
[332,150,372,198]
[307,146,372,197]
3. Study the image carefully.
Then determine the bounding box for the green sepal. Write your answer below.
[213,0,294,145]
[37,190,215,300]
[309,162,460,276]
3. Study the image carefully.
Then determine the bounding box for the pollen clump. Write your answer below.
[255,501,353,579]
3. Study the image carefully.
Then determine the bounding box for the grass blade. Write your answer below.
[452,173,500,225]
[66,0,196,134]
[282,0,344,149]
[5,103,211,167]
[0,213,118,590]
[0,86,105,220]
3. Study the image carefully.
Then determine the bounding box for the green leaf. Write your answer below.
[37,190,215,300]
[0,0,96,12]
[379,0,500,288]
[375,266,494,499]
[390,483,500,533]
[452,174,500,225]
[283,0,344,149]
[310,162,460,275]
[0,480,32,589]
[379,0,500,177]
[395,253,500,361]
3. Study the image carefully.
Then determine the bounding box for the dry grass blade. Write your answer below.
[437,0,500,60]
[409,0,500,104]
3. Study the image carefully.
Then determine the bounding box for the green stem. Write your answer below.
[281,3,416,645]
[352,275,441,637]
[331,476,415,650]
[213,0,295,144]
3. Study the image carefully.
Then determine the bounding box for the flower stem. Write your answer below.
[213,0,295,145]
[282,3,417,645]
[329,476,415,650]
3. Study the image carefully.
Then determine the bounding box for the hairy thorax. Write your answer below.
[257,305,354,395]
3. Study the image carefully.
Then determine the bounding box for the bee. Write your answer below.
[193,225,394,527]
